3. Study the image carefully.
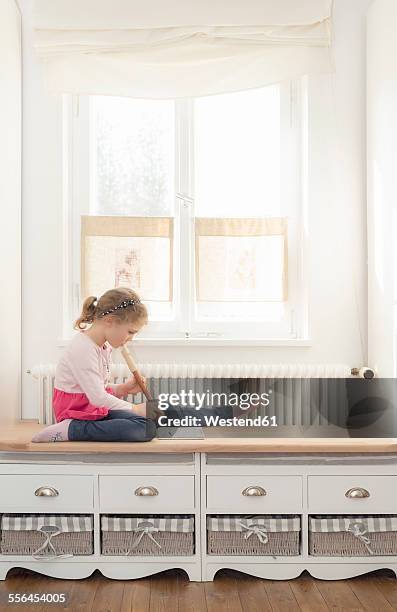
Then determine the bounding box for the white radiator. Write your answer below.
[29,363,351,425]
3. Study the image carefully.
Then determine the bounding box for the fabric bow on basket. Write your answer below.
[238,521,269,544]
[32,525,73,561]
[347,521,374,555]
[128,521,162,552]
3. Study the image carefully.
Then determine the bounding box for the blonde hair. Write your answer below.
[74,288,148,331]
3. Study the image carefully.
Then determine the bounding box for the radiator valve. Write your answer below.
[351,367,376,379]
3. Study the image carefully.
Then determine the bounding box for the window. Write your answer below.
[65,81,305,342]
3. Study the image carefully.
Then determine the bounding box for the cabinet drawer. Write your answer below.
[99,475,195,512]
[206,476,302,512]
[0,475,94,512]
[308,476,397,513]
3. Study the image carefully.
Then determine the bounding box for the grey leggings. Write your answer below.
[68,409,157,443]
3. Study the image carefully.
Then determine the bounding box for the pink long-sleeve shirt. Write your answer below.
[53,331,132,422]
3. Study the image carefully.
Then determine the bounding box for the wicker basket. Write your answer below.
[207,515,301,556]
[309,515,397,557]
[101,515,195,556]
[0,514,94,557]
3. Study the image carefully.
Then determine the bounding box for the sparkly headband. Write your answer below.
[99,298,141,317]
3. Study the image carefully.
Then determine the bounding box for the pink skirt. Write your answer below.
[53,387,115,422]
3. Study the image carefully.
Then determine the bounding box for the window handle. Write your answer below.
[176,193,194,206]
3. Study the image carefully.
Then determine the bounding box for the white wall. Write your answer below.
[20,0,371,419]
[0,1,21,424]
[367,0,397,376]
[306,0,371,374]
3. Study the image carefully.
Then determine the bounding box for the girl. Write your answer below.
[32,288,157,443]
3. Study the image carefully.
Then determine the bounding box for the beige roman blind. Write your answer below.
[81,216,173,301]
[195,218,288,302]
[33,0,333,99]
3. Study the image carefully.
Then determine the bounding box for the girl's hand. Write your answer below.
[123,375,146,395]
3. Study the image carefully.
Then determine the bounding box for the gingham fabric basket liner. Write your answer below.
[309,515,397,534]
[1,515,93,532]
[207,515,300,532]
[101,515,194,533]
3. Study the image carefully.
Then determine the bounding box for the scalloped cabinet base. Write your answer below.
[204,563,397,582]
[1,452,397,582]
[0,562,201,582]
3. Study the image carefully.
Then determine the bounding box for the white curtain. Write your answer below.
[33,0,333,98]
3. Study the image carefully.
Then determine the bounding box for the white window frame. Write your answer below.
[62,81,308,346]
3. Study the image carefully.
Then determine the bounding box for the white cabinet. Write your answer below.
[202,454,397,581]
[1,453,397,582]
[0,457,202,582]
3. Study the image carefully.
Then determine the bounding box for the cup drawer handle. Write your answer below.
[345,487,370,499]
[34,486,59,498]
[242,486,267,497]
[134,486,159,497]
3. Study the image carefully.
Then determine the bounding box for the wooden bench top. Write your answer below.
[0,423,396,453]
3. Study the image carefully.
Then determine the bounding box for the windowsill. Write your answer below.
[57,337,312,348]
